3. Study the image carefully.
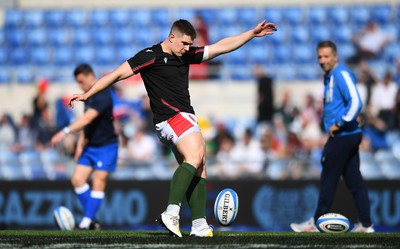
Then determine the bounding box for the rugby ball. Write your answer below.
[214,188,239,226]
[316,213,350,233]
[53,206,75,231]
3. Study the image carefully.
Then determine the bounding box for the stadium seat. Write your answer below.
[53,47,73,66]
[89,9,110,28]
[109,9,132,28]
[226,47,248,65]
[0,47,7,65]
[44,9,66,28]
[237,8,257,27]
[30,46,52,65]
[247,42,270,64]
[230,65,253,80]
[16,68,35,83]
[349,6,371,26]
[19,150,47,180]
[152,8,170,27]
[71,28,91,46]
[26,29,47,46]
[267,24,288,45]
[215,8,237,25]
[95,46,116,65]
[131,9,152,27]
[9,47,27,65]
[116,45,138,63]
[292,44,314,64]
[66,9,88,28]
[0,68,11,83]
[282,7,304,25]
[290,25,309,44]
[24,10,45,28]
[6,30,26,47]
[174,8,195,23]
[337,43,356,63]
[371,5,393,25]
[114,28,135,46]
[0,149,25,180]
[329,24,352,43]
[382,43,400,62]
[92,28,114,46]
[264,7,283,24]
[74,46,96,64]
[327,6,349,25]
[307,6,327,25]
[309,24,331,43]
[296,63,321,80]
[48,29,70,46]
[0,29,4,46]
[4,9,24,29]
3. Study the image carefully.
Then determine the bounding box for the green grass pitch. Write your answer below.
[0,230,400,249]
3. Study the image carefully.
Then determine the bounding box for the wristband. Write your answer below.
[62,127,71,134]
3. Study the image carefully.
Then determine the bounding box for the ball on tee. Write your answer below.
[316,213,350,233]
[214,188,239,226]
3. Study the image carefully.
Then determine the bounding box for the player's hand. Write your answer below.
[329,124,340,138]
[68,93,87,108]
[253,20,277,37]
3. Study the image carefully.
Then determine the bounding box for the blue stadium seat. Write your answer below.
[90,9,110,28]
[264,7,283,24]
[226,46,248,65]
[291,25,309,44]
[131,9,152,27]
[175,8,195,23]
[272,44,290,64]
[74,46,95,64]
[309,24,331,43]
[20,150,47,180]
[0,68,11,83]
[215,8,237,25]
[116,45,139,63]
[292,44,314,64]
[0,149,25,180]
[92,28,114,46]
[152,9,170,27]
[0,47,7,65]
[71,28,91,46]
[267,24,288,45]
[0,29,4,46]
[24,10,45,28]
[371,5,392,25]
[44,9,66,28]
[329,24,352,43]
[247,43,269,64]
[114,28,135,46]
[16,68,35,83]
[337,43,355,62]
[349,6,371,26]
[4,9,24,29]
[53,46,74,66]
[66,9,88,28]
[382,43,400,62]
[327,6,349,25]
[296,63,321,80]
[48,29,70,46]
[308,6,327,25]
[229,65,253,80]
[30,46,51,65]
[109,9,131,27]
[237,8,257,27]
[9,47,27,65]
[95,46,116,65]
[282,7,304,25]
[27,29,47,46]
[6,30,26,47]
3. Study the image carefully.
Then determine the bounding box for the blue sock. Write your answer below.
[74,183,91,208]
[84,191,105,219]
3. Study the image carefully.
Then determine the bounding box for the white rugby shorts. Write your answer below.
[155,112,201,145]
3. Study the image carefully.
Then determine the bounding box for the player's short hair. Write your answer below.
[170,19,197,40]
[74,63,94,77]
[317,40,337,54]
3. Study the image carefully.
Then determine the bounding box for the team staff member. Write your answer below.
[51,64,118,230]
[290,40,374,233]
[69,19,277,237]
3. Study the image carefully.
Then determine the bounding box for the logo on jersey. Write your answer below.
[164,57,168,64]
[145,49,153,52]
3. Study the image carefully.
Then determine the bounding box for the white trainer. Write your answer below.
[350,222,375,233]
[159,212,182,237]
[190,225,214,237]
[290,218,319,232]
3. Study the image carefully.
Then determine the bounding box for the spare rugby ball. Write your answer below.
[316,213,350,233]
[54,206,75,231]
[214,188,239,226]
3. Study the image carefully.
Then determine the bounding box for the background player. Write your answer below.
[290,40,374,233]
[68,19,277,237]
[51,64,118,230]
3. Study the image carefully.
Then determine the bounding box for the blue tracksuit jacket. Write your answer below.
[322,64,363,136]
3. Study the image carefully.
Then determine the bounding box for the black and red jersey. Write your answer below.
[127,44,205,124]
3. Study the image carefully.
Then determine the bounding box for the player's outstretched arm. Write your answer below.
[206,20,277,61]
[68,61,133,107]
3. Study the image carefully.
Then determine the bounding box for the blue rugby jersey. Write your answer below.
[322,64,363,136]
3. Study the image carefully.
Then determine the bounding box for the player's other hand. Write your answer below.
[253,20,278,37]
[68,93,87,108]
[329,124,341,137]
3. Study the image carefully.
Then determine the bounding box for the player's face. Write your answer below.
[75,73,96,92]
[317,47,338,74]
[170,32,193,56]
